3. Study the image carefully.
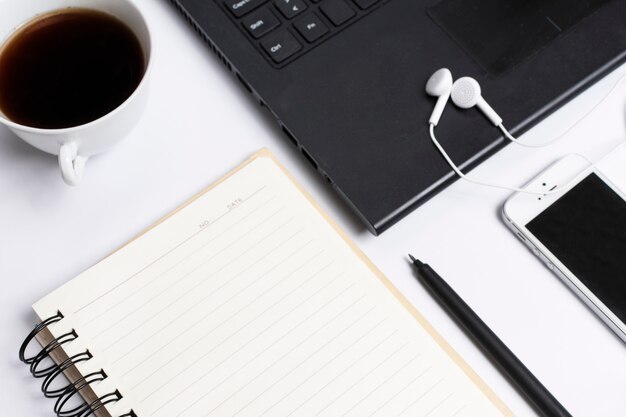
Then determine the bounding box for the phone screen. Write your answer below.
[526,173,626,325]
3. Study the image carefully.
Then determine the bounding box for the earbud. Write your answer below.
[451,77,502,126]
[423,68,626,195]
[425,68,453,126]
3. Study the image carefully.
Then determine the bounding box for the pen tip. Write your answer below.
[408,254,424,267]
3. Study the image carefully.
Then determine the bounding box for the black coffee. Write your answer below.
[0,9,144,129]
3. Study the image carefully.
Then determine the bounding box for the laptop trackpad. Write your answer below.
[428,0,613,76]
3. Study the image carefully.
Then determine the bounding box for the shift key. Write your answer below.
[243,9,279,38]
[261,30,302,63]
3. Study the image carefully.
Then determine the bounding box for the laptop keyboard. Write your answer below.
[220,0,385,67]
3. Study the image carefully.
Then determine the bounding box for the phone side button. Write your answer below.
[533,249,555,271]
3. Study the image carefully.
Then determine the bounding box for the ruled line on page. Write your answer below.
[423,393,455,417]
[130,256,337,392]
[394,378,444,417]
[366,367,433,417]
[254,317,390,417]
[282,329,400,417]
[221,301,374,417]
[74,185,268,314]
[115,242,321,370]
[340,353,422,417]
[79,193,278,324]
[91,205,289,337]
[451,405,467,416]
[179,295,375,415]
[168,275,360,417]
[311,341,411,417]
[131,261,339,395]
[139,262,344,400]
[94,210,293,343]
[146,275,352,411]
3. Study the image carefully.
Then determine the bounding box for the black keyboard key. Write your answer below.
[320,0,355,26]
[243,9,280,38]
[294,14,329,43]
[261,30,302,62]
[224,0,266,17]
[353,0,377,9]
[274,0,307,19]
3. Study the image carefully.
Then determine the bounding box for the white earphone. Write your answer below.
[451,76,502,126]
[425,68,453,127]
[423,68,614,195]
[426,70,504,128]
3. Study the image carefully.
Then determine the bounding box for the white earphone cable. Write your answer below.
[429,72,626,195]
[497,72,626,148]
[429,124,593,196]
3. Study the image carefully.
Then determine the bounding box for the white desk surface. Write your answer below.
[1,1,625,415]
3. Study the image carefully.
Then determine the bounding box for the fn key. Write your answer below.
[261,30,302,63]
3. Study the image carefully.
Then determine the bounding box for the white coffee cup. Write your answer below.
[0,0,152,185]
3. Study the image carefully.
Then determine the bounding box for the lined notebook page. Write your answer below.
[34,151,511,417]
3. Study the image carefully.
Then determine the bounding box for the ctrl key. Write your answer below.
[261,30,302,63]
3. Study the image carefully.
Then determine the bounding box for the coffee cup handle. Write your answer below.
[58,143,88,186]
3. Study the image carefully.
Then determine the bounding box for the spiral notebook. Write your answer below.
[20,149,513,417]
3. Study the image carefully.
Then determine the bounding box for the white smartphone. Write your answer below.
[503,144,626,342]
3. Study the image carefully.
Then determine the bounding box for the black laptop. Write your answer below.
[170,0,626,234]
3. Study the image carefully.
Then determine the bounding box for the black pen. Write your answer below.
[409,255,572,417]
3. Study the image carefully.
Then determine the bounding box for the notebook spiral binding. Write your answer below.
[19,311,137,417]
